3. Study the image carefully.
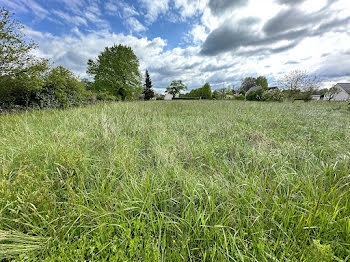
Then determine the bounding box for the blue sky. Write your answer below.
[1,0,350,92]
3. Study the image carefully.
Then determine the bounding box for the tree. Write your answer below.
[255,76,268,90]
[0,8,42,77]
[143,69,154,100]
[326,85,341,102]
[87,44,142,101]
[166,80,187,98]
[201,83,212,99]
[240,77,257,94]
[188,83,212,99]
[216,88,227,99]
[0,8,50,108]
[277,70,319,99]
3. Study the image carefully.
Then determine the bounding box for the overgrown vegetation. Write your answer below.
[0,101,349,261]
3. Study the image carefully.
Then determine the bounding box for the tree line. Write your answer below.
[0,8,157,111]
[1,8,342,111]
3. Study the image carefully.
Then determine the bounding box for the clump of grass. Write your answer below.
[0,101,349,260]
[0,230,47,258]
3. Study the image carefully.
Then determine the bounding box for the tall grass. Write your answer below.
[0,101,349,261]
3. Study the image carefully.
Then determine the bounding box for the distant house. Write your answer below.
[164,93,180,100]
[324,83,350,101]
[268,86,279,91]
[164,94,173,100]
[311,90,325,101]
[312,95,323,100]
[247,86,262,93]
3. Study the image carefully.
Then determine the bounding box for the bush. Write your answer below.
[173,97,200,100]
[246,89,264,101]
[0,66,95,111]
[262,89,284,102]
[234,94,245,100]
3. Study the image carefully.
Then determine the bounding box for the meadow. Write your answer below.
[0,101,349,261]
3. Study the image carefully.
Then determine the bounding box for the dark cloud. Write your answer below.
[200,3,350,58]
[263,8,322,35]
[208,0,247,16]
[316,55,350,79]
[285,60,299,65]
[201,63,236,72]
[200,24,257,56]
[276,0,306,5]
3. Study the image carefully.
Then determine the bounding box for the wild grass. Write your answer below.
[0,100,349,261]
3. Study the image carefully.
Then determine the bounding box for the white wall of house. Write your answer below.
[324,86,350,101]
[164,94,173,100]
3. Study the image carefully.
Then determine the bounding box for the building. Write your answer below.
[164,93,180,100]
[246,86,262,93]
[324,83,350,101]
[311,90,325,100]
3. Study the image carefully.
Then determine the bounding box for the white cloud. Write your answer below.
[138,0,170,24]
[52,10,88,27]
[126,17,147,32]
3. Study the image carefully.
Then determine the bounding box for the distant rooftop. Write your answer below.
[247,86,262,93]
[336,83,350,94]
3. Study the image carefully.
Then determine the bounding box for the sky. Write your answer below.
[1,0,350,93]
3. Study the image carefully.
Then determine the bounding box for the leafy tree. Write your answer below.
[0,8,44,77]
[240,77,257,94]
[188,83,212,99]
[87,44,142,101]
[0,8,50,108]
[166,80,187,98]
[326,85,341,102]
[255,76,268,90]
[143,69,154,100]
[201,83,212,99]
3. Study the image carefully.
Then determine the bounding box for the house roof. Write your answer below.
[247,86,262,93]
[336,83,350,94]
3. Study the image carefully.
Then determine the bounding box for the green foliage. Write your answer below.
[326,85,341,101]
[246,88,264,101]
[87,44,142,101]
[255,76,268,90]
[240,76,269,94]
[166,80,187,98]
[234,94,245,100]
[187,83,212,99]
[143,70,154,100]
[240,77,257,94]
[42,66,88,108]
[262,89,284,102]
[0,101,349,261]
[0,8,42,77]
[200,82,212,99]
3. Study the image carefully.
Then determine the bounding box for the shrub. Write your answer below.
[246,89,264,101]
[262,89,284,102]
[234,94,245,100]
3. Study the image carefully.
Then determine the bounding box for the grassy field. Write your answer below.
[0,101,349,261]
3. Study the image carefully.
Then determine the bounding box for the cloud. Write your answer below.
[262,8,322,35]
[316,54,350,79]
[138,0,170,24]
[0,0,49,18]
[201,2,350,58]
[208,0,247,16]
[276,0,306,5]
[52,10,88,27]
[126,17,147,32]
[200,17,261,56]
